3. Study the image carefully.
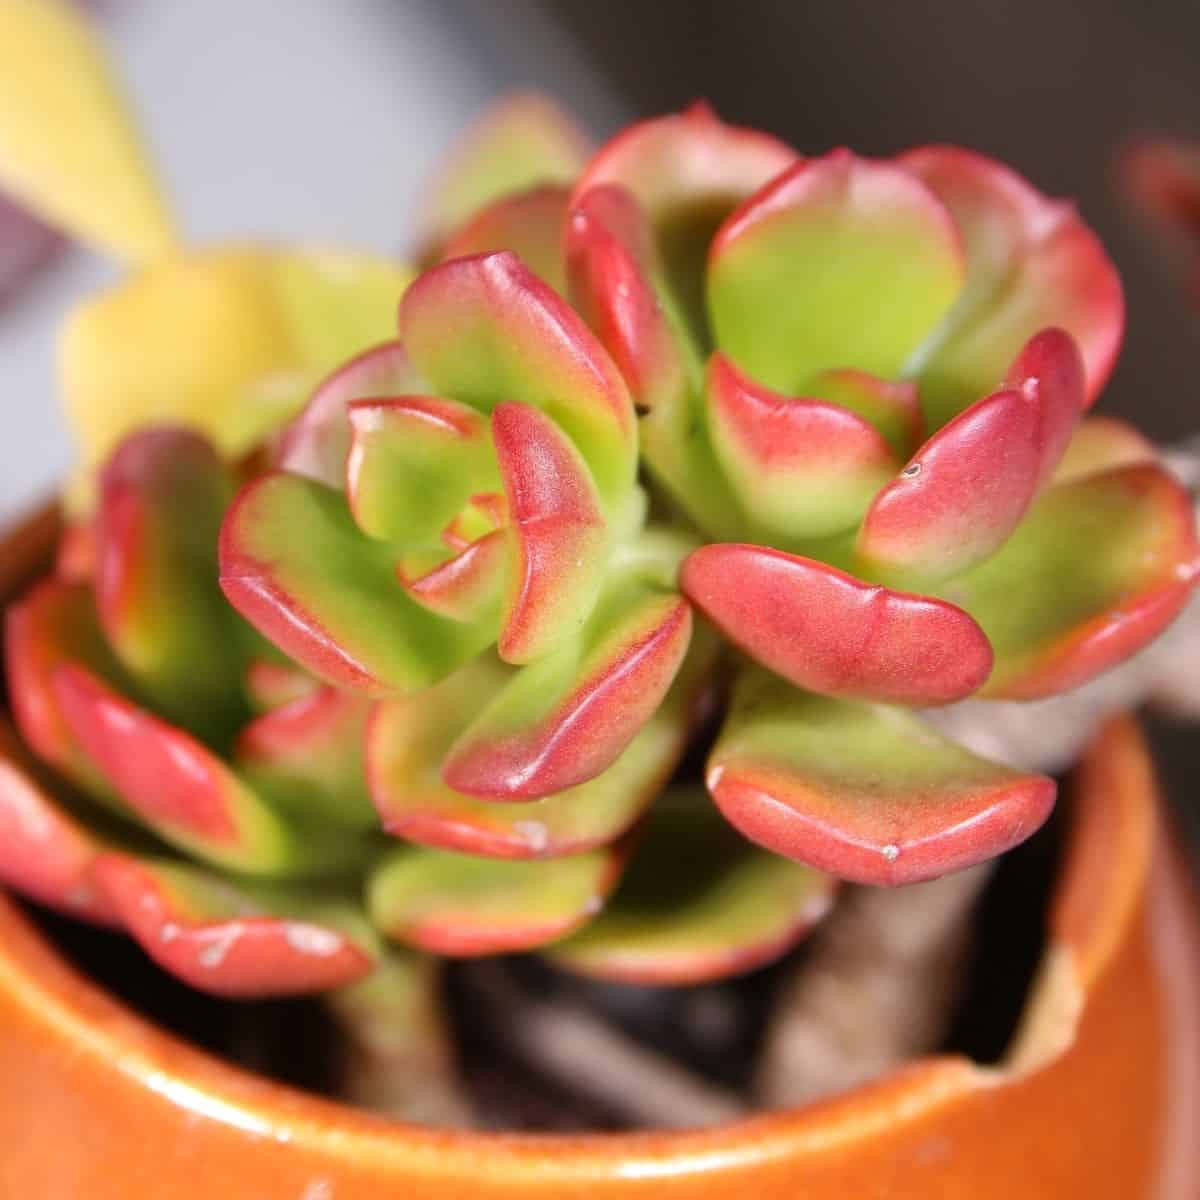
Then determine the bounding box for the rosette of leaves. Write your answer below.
[555,104,1198,885]
[216,232,841,981]
[1,416,832,1009]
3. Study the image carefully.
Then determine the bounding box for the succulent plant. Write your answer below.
[0,0,1196,1126]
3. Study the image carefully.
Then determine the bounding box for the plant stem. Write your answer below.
[755,865,992,1108]
[326,954,473,1127]
[468,961,747,1129]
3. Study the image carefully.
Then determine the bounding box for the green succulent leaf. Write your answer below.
[857,328,1086,587]
[94,854,378,996]
[708,151,965,393]
[93,428,246,743]
[345,396,498,544]
[705,351,898,542]
[492,401,610,663]
[235,687,376,831]
[220,472,492,694]
[0,717,121,924]
[4,579,126,798]
[398,251,637,505]
[1052,415,1155,485]
[707,669,1056,886]
[945,463,1198,698]
[803,369,923,461]
[277,340,425,487]
[266,249,414,368]
[420,93,590,248]
[54,664,364,878]
[441,184,571,293]
[573,103,797,345]
[368,623,715,858]
[901,146,1123,428]
[549,787,835,985]
[367,842,621,956]
[61,248,412,509]
[681,543,992,706]
[442,577,693,799]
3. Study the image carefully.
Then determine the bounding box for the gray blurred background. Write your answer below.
[3,0,1198,514]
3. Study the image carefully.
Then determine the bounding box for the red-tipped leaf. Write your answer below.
[901,146,1123,426]
[682,543,992,706]
[444,583,693,798]
[550,788,835,985]
[492,401,609,663]
[95,855,374,996]
[398,251,636,503]
[706,352,897,541]
[707,670,1056,886]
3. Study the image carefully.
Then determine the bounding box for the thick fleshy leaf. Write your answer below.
[1005,327,1088,486]
[566,186,744,539]
[575,103,797,234]
[420,93,590,248]
[266,249,413,367]
[220,472,490,694]
[493,402,609,663]
[707,670,1056,886]
[93,429,245,741]
[573,104,797,343]
[901,146,1123,427]
[61,248,411,507]
[244,658,320,713]
[0,190,61,306]
[94,855,375,996]
[53,664,359,877]
[346,396,497,543]
[367,843,621,956]
[708,151,964,393]
[276,340,423,487]
[4,579,122,794]
[0,0,175,262]
[858,328,1087,586]
[0,718,117,923]
[946,464,1199,698]
[805,368,922,460]
[565,184,690,416]
[442,184,570,293]
[549,788,835,985]
[368,627,713,858]
[235,688,375,830]
[681,543,992,705]
[399,529,508,626]
[443,581,693,798]
[706,352,897,541]
[399,251,636,504]
[1052,415,1155,485]
[857,389,1038,585]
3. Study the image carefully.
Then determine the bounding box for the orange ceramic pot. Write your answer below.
[1,505,1198,1199]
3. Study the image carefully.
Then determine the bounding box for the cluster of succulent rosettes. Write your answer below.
[224,102,1199,890]
[4,420,835,997]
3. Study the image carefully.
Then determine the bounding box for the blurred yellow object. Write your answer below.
[0,0,176,262]
[60,247,413,508]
